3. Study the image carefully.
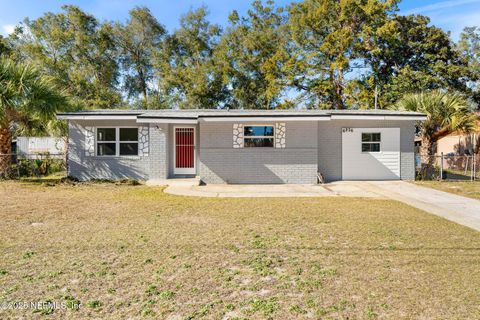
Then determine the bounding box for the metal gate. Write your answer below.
[174,127,195,175]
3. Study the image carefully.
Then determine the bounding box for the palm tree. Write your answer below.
[395,90,478,177]
[0,58,67,177]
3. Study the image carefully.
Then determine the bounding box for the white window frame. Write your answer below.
[361,132,382,153]
[243,124,275,148]
[95,127,139,157]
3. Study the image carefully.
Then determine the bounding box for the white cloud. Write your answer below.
[402,0,480,41]
[1,24,15,36]
[428,11,480,40]
[405,0,480,15]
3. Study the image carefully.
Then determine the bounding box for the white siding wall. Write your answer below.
[342,128,400,180]
[318,120,416,181]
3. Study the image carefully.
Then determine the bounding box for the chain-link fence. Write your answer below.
[0,153,66,179]
[416,153,479,181]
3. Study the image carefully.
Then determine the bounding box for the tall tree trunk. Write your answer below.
[329,68,344,110]
[419,135,438,179]
[336,68,344,109]
[142,84,148,108]
[0,127,12,178]
[328,69,338,110]
[138,69,148,108]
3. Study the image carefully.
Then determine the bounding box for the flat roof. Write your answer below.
[58,109,426,121]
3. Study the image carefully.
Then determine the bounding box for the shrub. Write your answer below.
[13,153,65,177]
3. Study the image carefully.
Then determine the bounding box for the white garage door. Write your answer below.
[342,127,400,180]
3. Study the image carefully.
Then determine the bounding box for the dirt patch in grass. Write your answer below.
[416,181,480,200]
[1,181,479,319]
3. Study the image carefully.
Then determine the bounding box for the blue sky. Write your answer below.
[0,0,479,40]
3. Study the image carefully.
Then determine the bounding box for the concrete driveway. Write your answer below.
[162,179,480,231]
[356,181,480,232]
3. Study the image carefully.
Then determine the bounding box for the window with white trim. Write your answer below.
[244,125,274,147]
[96,128,139,156]
[361,132,381,152]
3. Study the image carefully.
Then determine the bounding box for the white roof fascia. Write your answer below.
[57,115,138,120]
[330,115,425,121]
[199,116,331,122]
[58,113,426,122]
[136,118,198,124]
[384,115,427,121]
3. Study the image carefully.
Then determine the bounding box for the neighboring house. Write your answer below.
[436,115,480,156]
[57,109,426,184]
[435,122,480,171]
[414,114,480,157]
[436,132,479,156]
[16,136,66,159]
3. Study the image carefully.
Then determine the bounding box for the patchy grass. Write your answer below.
[0,181,479,319]
[416,181,480,200]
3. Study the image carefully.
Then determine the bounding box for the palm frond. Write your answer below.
[0,57,68,136]
[394,90,477,142]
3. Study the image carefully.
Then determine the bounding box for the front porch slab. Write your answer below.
[160,181,383,198]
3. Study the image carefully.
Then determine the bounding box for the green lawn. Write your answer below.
[1,181,479,319]
[416,181,480,200]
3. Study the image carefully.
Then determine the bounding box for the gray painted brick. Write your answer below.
[68,118,417,183]
[68,120,168,181]
[199,121,318,184]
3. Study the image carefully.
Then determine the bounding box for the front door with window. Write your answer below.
[174,127,196,175]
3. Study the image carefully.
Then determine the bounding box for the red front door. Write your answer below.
[174,127,195,174]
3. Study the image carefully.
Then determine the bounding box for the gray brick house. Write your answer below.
[57,109,426,184]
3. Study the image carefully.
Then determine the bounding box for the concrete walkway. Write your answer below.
[160,179,480,231]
